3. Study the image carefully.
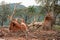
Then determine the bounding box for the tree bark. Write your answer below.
[1,18,4,27]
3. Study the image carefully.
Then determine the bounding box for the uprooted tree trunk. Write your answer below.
[42,11,54,31]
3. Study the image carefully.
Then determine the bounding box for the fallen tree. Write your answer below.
[42,11,54,31]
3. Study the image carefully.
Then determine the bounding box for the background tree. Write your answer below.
[0,1,11,26]
[27,6,36,23]
[35,0,60,25]
[27,6,36,17]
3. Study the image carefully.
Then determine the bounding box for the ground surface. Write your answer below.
[0,27,57,40]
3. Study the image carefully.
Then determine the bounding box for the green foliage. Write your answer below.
[27,6,36,17]
[0,2,46,25]
[28,6,36,13]
[0,1,11,26]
